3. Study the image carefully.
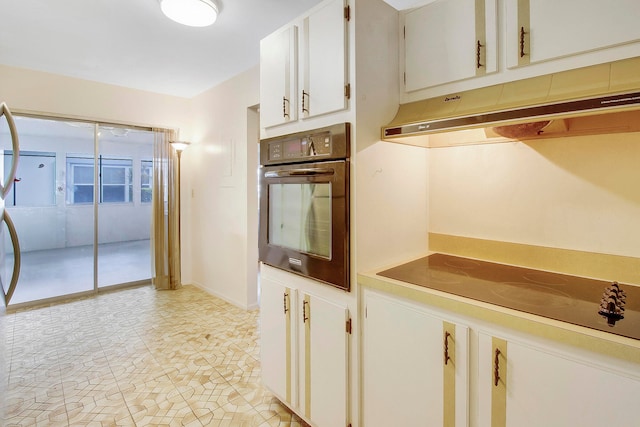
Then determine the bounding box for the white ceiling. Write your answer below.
[0,0,432,99]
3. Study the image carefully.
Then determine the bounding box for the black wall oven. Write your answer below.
[259,123,350,291]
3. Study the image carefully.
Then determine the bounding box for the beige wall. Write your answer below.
[0,63,264,310]
[0,64,191,131]
[428,132,640,259]
[183,66,260,309]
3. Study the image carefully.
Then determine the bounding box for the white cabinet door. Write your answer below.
[301,0,348,118]
[507,0,640,67]
[260,25,297,128]
[478,332,640,427]
[260,269,350,427]
[404,0,497,92]
[300,292,349,427]
[260,277,295,405]
[363,290,469,427]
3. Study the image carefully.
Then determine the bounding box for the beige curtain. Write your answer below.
[151,128,181,290]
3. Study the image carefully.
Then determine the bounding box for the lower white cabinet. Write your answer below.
[261,277,294,405]
[260,272,350,427]
[362,288,469,427]
[298,292,350,427]
[478,331,640,427]
[362,286,640,427]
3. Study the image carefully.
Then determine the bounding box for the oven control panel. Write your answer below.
[260,123,350,165]
[267,132,332,162]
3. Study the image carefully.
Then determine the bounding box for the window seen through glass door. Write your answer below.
[66,155,134,204]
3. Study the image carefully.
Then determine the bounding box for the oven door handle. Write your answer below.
[265,168,335,178]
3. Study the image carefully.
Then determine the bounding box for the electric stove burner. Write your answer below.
[491,282,576,309]
[443,258,481,269]
[377,253,640,341]
[426,269,468,285]
[523,272,570,286]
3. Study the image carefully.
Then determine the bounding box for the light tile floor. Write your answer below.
[1,285,309,426]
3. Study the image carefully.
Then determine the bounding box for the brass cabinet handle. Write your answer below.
[302,90,309,113]
[520,26,526,58]
[476,40,483,68]
[494,348,501,386]
[283,292,289,314]
[444,331,452,365]
[282,96,290,119]
[302,300,309,323]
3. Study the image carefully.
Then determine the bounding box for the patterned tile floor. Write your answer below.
[0,285,309,426]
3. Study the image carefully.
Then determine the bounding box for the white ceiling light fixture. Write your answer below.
[160,0,219,27]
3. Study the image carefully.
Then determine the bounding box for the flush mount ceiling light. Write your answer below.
[160,0,218,27]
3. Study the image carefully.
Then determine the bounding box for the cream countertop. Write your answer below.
[358,264,640,365]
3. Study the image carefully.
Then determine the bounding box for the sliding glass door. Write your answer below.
[97,125,153,288]
[2,117,96,304]
[0,115,154,306]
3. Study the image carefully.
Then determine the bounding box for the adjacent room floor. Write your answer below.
[0,285,308,426]
[7,240,153,306]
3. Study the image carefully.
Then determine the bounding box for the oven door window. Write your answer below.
[268,182,331,258]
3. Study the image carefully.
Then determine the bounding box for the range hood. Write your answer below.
[383,57,640,147]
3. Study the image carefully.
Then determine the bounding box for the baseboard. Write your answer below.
[187,281,257,311]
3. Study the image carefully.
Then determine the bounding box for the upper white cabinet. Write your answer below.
[507,0,640,68]
[260,0,349,129]
[404,0,498,92]
[401,0,640,102]
[362,289,469,427]
[260,26,298,128]
[478,331,640,427]
[301,0,349,119]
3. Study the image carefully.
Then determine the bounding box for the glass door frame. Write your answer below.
[3,113,156,308]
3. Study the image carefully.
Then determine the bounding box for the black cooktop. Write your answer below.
[378,253,640,341]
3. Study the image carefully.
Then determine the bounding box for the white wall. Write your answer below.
[182,66,260,310]
[429,132,640,258]
[353,0,429,273]
[355,142,429,271]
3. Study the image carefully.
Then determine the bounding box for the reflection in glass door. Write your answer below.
[1,117,96,304]
[97,125,153,288]
[0,116,154,306]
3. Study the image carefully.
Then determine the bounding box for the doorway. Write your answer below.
[0,115,154,307]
